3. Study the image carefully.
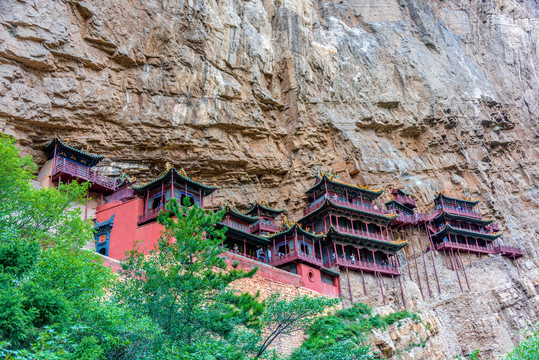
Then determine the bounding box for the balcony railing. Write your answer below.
[394,194,417,208]
[223,221,251,233]
[226,249,268,263]
[304,196,389,217]
[333,225,390,242]
[105,186,136,203]
[138,205,165,225]
[429,223,497,237]
[54,158,117,191]
[440,204,482,219]
[326,257,399,276]
[304,199,325,215]
[495,245,523,258]
[251,221,280,233]
[270,250,323,267]
[435,240,494,254]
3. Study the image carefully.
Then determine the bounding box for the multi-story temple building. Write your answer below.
[428,193,523,259]
[39,139,524,300]
[94,167,218,258]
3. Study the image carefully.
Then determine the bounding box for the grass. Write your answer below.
[300,303,421,351]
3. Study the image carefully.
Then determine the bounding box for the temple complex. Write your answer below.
[40,139,524,301]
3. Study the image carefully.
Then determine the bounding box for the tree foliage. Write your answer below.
[119,197,261,349]
[256,294,339,358]
[289,303,420,360]
[504,323,539,360]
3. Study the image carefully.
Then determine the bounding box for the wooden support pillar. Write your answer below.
[450,248,463,293]
[389,253,396,288]
[400,227,413,278]
[417,225,432,298]
[457,250,470,291]
[409,227,424,301]
[380,273,387,306]
[345,267,354,305]
[243,239,246,256]
[424,224,441,295]
[58,175,61,189]
[211,192,214,211]
[376,272,386,306]
[323,216,328,233]
[360,268,367,295]
[396,255,407,309]
[272,238,276,260]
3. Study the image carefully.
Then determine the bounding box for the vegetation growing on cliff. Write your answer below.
[289,303,420,360]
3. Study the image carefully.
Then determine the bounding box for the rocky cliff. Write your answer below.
[1,0,538,358]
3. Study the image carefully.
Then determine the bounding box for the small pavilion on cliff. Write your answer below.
[131,167,218,226]
[44,138,121,219]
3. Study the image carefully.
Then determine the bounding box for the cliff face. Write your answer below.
[1,0,538,358]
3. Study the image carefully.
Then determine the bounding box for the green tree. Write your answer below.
[504,323,539,360]
[0,134,116,357]
[256,294,339,358]
[119,197,261,350]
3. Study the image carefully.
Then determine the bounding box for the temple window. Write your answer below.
[300,242,312,256]
[149,193,163,210]
[321,273,334,286]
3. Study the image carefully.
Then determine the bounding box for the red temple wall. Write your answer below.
[296,263,340,297]
[96,199,164,260]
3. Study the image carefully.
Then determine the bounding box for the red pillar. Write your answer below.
[424,224,441,294]
[409,227,424,301]
[294,227,299,256]
[417,225,432,298]
[345,267,354,305]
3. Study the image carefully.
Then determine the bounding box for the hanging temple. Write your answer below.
[40,138,524,307]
